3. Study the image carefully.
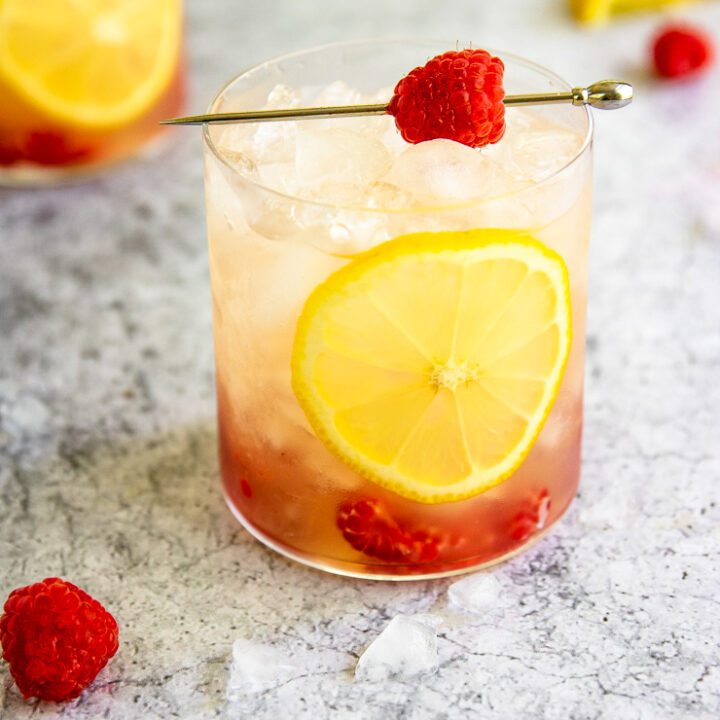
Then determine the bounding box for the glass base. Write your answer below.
[0,126,178,187]
[224,489,572,581]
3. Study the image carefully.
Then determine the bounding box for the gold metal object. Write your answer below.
[573,80,634,110]
[163,103,389,126]
[161,80,633,126]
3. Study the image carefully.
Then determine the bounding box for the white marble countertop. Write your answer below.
[2,1,720,718]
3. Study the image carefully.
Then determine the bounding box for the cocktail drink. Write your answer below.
[202,40,593,579]
[0,0,184,183]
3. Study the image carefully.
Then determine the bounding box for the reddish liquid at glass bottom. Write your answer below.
[217,381,582,579]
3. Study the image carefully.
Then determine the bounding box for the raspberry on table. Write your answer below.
[337,500,440,563]
[0,577,119,702]
[388,49,506,148]
[652,23,714,79]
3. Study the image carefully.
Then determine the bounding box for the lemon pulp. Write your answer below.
[291,229,572,504]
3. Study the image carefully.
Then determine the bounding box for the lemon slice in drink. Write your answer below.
[291,230,572,504]
[0,0,181,128]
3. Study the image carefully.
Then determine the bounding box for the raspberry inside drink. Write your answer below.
[203,40,593,579]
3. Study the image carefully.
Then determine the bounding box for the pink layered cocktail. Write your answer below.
[203,41,592,579]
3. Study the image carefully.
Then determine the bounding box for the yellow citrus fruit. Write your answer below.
[291,229,572,504]
[570,0,695,23]
[0,0,181,128]
[570,0,611,22]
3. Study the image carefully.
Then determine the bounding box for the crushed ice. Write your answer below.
[213,82,584,212]
[387,138,513,206]
[447,573,502,615]
[226,638,303,697]
[354,614,441,682]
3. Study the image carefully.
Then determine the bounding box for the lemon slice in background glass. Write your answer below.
[0,0,181,128]
[291,229,572,504]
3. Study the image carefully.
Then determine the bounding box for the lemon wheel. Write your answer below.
[0,0,181,128]
[291,229,572,504]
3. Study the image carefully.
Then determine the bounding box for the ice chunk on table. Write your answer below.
[447,573,502,614]
[295,127,391,190]
[354,614,440,682]
[388,138,514,206]
[227,638,302,697]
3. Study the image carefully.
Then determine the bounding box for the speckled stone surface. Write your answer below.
[1,2,720,718]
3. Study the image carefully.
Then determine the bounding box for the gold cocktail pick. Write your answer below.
[161,80,633,126]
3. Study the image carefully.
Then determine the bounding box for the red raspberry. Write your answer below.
[240,478,253,498]
[337,500,440,563]
[24,131,93,166]
[0,578,119,702]
[388,49,506,148]
[510,489,551,542]
[0,139,22,166]
[652,24,714,79]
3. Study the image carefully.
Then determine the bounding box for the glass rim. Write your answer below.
[203,38,594,215]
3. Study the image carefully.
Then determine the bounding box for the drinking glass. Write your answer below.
[202,40,593,579]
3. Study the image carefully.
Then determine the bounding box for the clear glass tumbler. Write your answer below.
[203,39,593,579]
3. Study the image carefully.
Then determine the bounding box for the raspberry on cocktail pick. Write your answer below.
[388,49,507,147]
[0,577,119,703]
[161,49,634,148]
